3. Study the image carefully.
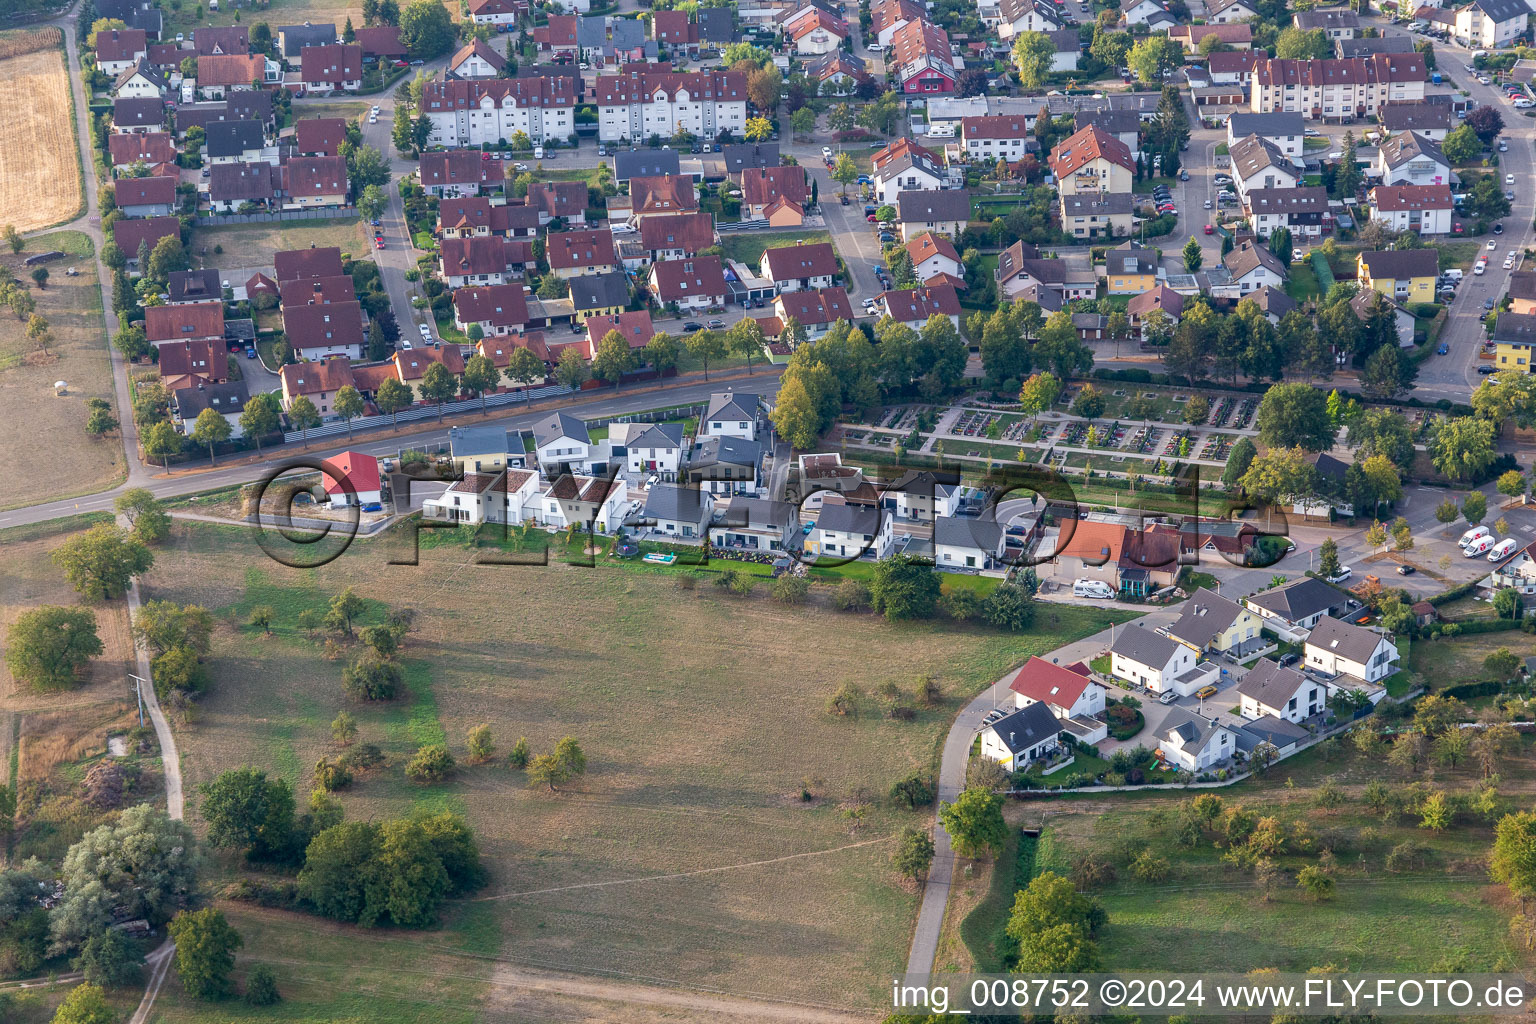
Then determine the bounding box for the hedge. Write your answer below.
[1442,679,1503,700]
[1428,578,1481,606]
[1433,617,1524,636]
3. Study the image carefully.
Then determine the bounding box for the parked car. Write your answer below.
[1438,343,1448,354]
[840,194,849,205]
[1158,690,1178,704]
[1397,564,1416,575]
[1204,223,1214,234]
[1195,685,1219,700]
[1326,566,1352,583]
[1479,365,1497,374]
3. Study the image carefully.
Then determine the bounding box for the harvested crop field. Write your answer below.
[0,32,81,233]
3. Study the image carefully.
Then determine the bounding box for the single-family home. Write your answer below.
[173,379,248,438]
[300,43,363,94]
[146,302,224,348]
[1511,271,1536,316]
[321,450,382,508]
[960,114,1039,165]
[683,434,763,495]
[1048,518,1126,590]
[1348,289,1416,349]
[1377,131,1450,187]
[1109,624,1219,697]
[1379,99,1451,141]
[439,236,512,289]
[1229,133,1298,199]
[113,96,165,134]
[1169,23,1253,52]
[447,39,508,79]
[896,190,972,242]
[1243,576,1348,635]
[805,50,871,95]
[997,0,1064,36]
[771,286,855,342]
[195,52,271,99]
[640,482,713,538]
[532,411,591,474]
[1126,285,1183,338]
[449,424,534,475]
[1485,539,1536,596]
[113,216,180,272]
[740,165,808,221]
[352,26,407,62]
[1245,186,1331,240]
[878,284,962,330]
[906,232,964,288]
[1236,659,1329,723]
[468,0,526,29]
[638,212,714,260]
[1167,587,1263,656]
[452,283,531,338]
[1227,112,1305,159]
[1304,616,1400,683]
[1493,310,1536,373]
[619,422,685,475]
[1060,192,1135,240]
[870,137,945,204]
[650,255,727,311]
[112,59,169,100]
[888,470,960,521]
[1453,0,1529,48]
[1367,182,1454,235]
[1008,655,1109,745]
[933,514,1005,571]
[157,339,229,390]
[759,242,838,295]
[713,496,794,551]
[701,392,759,440]
[629,174,697,221]
[888,17,958,94]
[1155,708,1238,772]
[547,229,620,279]
[166,269,221,305]
[1357,248,1438,305]
[278,22,337,63]
[108,131,177,176]
[979,702,1064,772]
[283,300,366,360]
[783,6,849,54]
[584,308,654,356]
[1208,0,1260,22]
[97,28,149,75]
[114,175,177,217]
[204,118,266,165]
[809,502,893,560]
[1049,124,1135,196]
[420,149,499,199]
[1073,108,1140,160]
[530,180,588,225]
[569,271,629,325]
[281,155,349,210]
[1293,8,1359,38]
[1221,240,1289,295]
[1104,241,1158,295]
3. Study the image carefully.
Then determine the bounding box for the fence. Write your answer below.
[281,383,574,444]
[194,207,357,227]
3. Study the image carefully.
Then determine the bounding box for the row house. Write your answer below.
[420,77,578,148]
[1249,54,1428,118]
[437,196,541,238]
[759,241,838,294]
[649,255,728,311]
[871,0,928,45]
[593,69,748,144]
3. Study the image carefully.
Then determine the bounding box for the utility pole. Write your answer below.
[128,673,147,726]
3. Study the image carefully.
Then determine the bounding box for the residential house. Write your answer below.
[547,229,620,279]
[530,180,588,224]
[112,60,168,100]
[1060,192,1135,240]
[145,302,223,348]
[108,131,177,175]
[886,470,960,521]
[740,166,808,220]
[612,148,682,184]
[960,114,1039,165]
[1379,99,1451,141]
[650,9,699,54]
[281,156,349,209]
[532,13,580,56]
[1485,539,1536,595]
[114,175,177,217]
[1049,124,1135,196]
[809,502,893,559]
[906,232,963,288]
[1236,659,1329,723]
[173,379,248,438]
[277,22,337,64]
[448,424,533,474]
[1167,587,1263,656]
[1008,656,1109,745]
[532,411,591,474]
[448,39,508,79]
[1491,311,1536,374]
[878,284,962,329]
[932,514,1005,571]
[283,300,365,360]
[1245,186,1330,240]
[618,422,684,474]
[805,51,871,94]
[1126,285,1183,338]
[437,237,510,288]
[896,191,972,241]
[889,17,958,94]
[300,43,363,94]
[1104,241,1158,295]
[1337,35,1417,57]
[452,283,530,337]
[1249,284,1298,323]
[650,254,727,310]
[978,702,1064,772]
[577,16,654,67]
[1368,182,1454,235]
[569,271,629,324]
[279,275,356,308]
[640,482,713,538]
[1073,108,1140,160]
[713,496,793,550]
[771,286,854,341]
[759,242,838,294]
[1453,0,1529,48]
[1119,0,1170,26]
[1357,248,1438,304]
[1110,624,1219,697]
[1208,0,1260,22]
[96,0,162,37]
[638,212,714,260]
[195,53,269,98]
[1377,131,1450,187]
[1221,240,1289,295]
[352,26,407,62]
[204,119,266,165]
[279,356,352,414]
[1508,271,1536,315]
[870,137,945,204]
[420,150,499,199]
[438,197,540,238]
[1304,615,1399,683]
[1227,112,1305,158]
[166,269,221,305]
[322,451,382,508]
[113,97,165,134]
[113,216,180,271]
[593,69,747,143]
[419,77,577,147]
[630,174,697,221]
[701,392,759,440]
[995,243,1098,302]
[1229,133,1298,199]
[1049,518,1125,589]
[157,339,229,389]
[468,0,526,29]
[97,28,149,76]
[997,0,1064,36]
[684,435,763,495]
[1249,54,1428,117]
[1348,289,1416,348]
[1243,576,1348,634]
[1156,708,1238,772]
[539,474,630,533]
[1208,50,1261,86]
[721,143,780,181]
[423,473,502,525]
[584,309,655,357]
[1293,8,1360,38]
[783,6,849,54]
[1169,23,1253,51]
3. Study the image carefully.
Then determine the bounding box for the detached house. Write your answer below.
[701,392,759,440]
[771,286,855,342]
[684,435,763,496]
[113,59,168,100]
[420,149,499,198]
[1110,624,1218,697]
[1167,587,1262,656]
[629,174,697,221]
[1377,131,1450,187]
[1243,576,1348,635]
[301,43,363,94]
[114,175,176,217]
[979,702,1063,772]
[759,242,838,294]
[640,482,713,538]
[293,117,348,157]
[281,156,349,210]
[1049,125,1134,196]
[649,255,727,311]
[714,497,794,551]
[1236,659,1328,724]
[896,191,972,242]
[906,232,963,288]
[1156,708,1238,772]
[1293,8,1360,38]
[741,166,809,221]
[1008,656,1109,746]
[932,514,1005,571]
[870,137,945,204]
[783,6,849,54]
[452,283,530,337]
[439,236,512,288]
[1229,133,1298,199]
[1357,248,1438,305]
[638,212,714,260]
[283,300,366,360]
[195,53,269,98]
[547,229,620,279]
[1228,112,1305,159]
[1304,616,1399,684]
[878,284,961,329]
[97,28,149,76]
[808,502,894,560]
[1219,240,1288,296]
[447,39,508,79]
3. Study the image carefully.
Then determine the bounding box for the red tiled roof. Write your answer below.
[585,309,655,351]
[279,275,356,307]
[785,7,850,41]
[449,39,507,73]
[1008,655,1095,710]
[871,136,942,176]
[881,283,962,320]
[108,132,176,167]
[197,52,266,88]
[650,254,727,301]
[534,13,579,47]
[394,345,467,380]
[301,43,363,85]
[285,155,349,198]
[112,216,180,259]
[776,285,853,326]
[591,69,745,106]
[352,26,406,57]
[97,28,148,62]
[274,246,344,283]
[322,450,380,496]
[906,231,960,268]
[650,9,696,44]
[146,301,224,343]
[630,175,697,217]
[420,76,577,112]
[280,356,353,396]
[282,300,365,352]
[1252,53,1427,87]
[157,338,228,384]
[546,229,619,271]
[1369,182,1454,212]
[741,165,808,208]
[453,283,530,329]
[193,26,248,56]
[420,149,498,190]
[113,175,176,208]
[638,211,714,253]
[531,180,587,219]
[294,117,348,155]
[440,235,511,277]
[1049,124,1135,177]
[761,241,838,281]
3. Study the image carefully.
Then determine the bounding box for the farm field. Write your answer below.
[0,231,123,510]
[157,0,461,37]
[136,519,1124,1012]
[191,217,367,271]
[0,31,81,233]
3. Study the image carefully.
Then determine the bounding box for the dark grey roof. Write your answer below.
[114,97,164,128]
[896,190,972,223]
[1228,112,1304,139]
[224,318,255,341]
[1168,588,1246,648]
[569,270,629,310]
[1109,623,1180,667]
[1380,131,1445,170]
[226,90,274,124]
[1107,241,1156,275]
[1305,616,1390,665]
[533,410,589,448]
[724,496,794,531]
[98,0,163,36]
[450,424,526,457]
[987,701,1063,756]
[204,118,265,158]
[628,422,684,450]
[613,148,681,182]
[687,434,762,469]
[1358,247,1438,281]
[279,23,338,58]
[1157,706,1230,750]
[1244,576,1343,623]
[1224,239,1287,281]
[816,502,881,537]
[933,513,1002,553]
[1236,714,1310,751]
[168,268,222,303]
[1062,192,1134,216]
[1207,0,1259,14]
[115,59,168,92]
[642,482,710,523]
[721,143,780,175]
[697,6,737,42]
[1249,285,1297,317]
[1468,0,1529,22]
[1337,36,1415,57]
[1073,108,1139,136]
[1380,100,1451,132]
[578,15,646,52]
[704,391,758,423]
[1293,8,1360,29]
[1235,658,1311,707]
[174,378,248,418]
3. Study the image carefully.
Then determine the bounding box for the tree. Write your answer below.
[1432,416,1497,483]
[50,805,198,952]
[168,908,243,1000]
[1128,34,1182,83]
[4,606,102,691]
[683,328,727,381]
[869,554,941,621]
[1495,587,1523,620]
[527,736,587,792]
[325,385,364,443]
[1434,498,1461,532]
[357,183,387,222]
[342,654,402,701]
[418,361,458,421]
[85,398,119,438]
[74,928,143,989]
[1238,446,1314,503]
[746,63,782,111]
[1182,235,1203,273]
[1268,225,1293,265]
[51,984,115,1024]
[983,583,1036,631]
[200,767,296,863]
[1464,490,1488,526]
[549,346,587,390]
[892,826,935,882]
[405,743,456,783]
[245,965,280,1007]
[1256,383,1335,452]
[1361,343,1414,399]
[1012,31,1056,89]
[1466,104,1505,145]
[1359,453,1403,519]
[375,377,413,427]
[140,420,182,470]
[1034,310,1093,378]
[1296,864,1335,901]
[465,723,496,763]
[591,330,637,386]
[1391,515,1414,552]
[238,391,282,452]
[331,710,357,747]
[1497,469,1527,505]
[789,106,816,137]
[939,786,1007,859]
[189,406,232,466]
[1318,537,1341,580]
[1090,26,1132,70]
[1493,812,1536,900]
[1222,436,1257,489]
[1441,123,1481,164]
[831,152,858,194]
[744,116,773,142]
[1275,26,1330,59]
[506,345,548,390]
[2,223,23,255]
[458,353,499,411]
[114,488,170,544]
[398,0,455,58]
[287,395,320,446]
[52,525,153,600]
[1006,871,1103,971]
[147,235,188,283]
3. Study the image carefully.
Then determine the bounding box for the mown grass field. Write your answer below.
[191,218,366,272]
[135,519,1122,1010]
[720,230,833,269]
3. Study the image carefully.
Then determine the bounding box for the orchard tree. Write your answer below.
[892,826,935,882]
[199,767,297,862]
[168,908,243,1000]
[52,525,153,600]
[4,606,102,691]
[939,786,1007,859]
[527,736,587,792]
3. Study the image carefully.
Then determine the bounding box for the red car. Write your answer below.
[1203,223,1214,235]
[866,213,878,222]
[393,59,408,67]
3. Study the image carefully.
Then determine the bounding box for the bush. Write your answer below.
[891,771,934,809]
[833,579,870,611]
[770,574,809,604]
[1442,679,1502,700]
[1105,704,1145,741]
[313,757,352,791]
[244,964,280,1006]
[405,743,455,783]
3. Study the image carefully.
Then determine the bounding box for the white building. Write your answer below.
[979,702,1064,772]
[594,69,748,144]
[932,515,1005,571]
[808,503,893,560]
[1108,624,1217,697]
[699,392,759,440]
[1235,659,1329,724]
[1303,616,1400,684]
[1156,708,1238,772]
[420,78,577,148]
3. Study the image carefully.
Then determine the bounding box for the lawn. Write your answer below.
[720,230,833,269]
[1438,241,1483,271]
[192,217,366,271]
[134,519,1128,1010]
[0,230,124,510]
[1284,261,1321,302]
[157,0,461,39]
[1409,626,1525,686]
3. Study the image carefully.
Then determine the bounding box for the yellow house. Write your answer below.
[1510,271,1536,315]
[569,272,629,325]
[1049,124,1135,197]
[1167,587,1262,656]
[1105,241,1159,294]
[1357,249,1438,306]
[1493,311,1536,374]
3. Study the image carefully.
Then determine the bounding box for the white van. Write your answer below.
[1465,535,1494,556]
[926,124,955,138]
[533,146,544,160]
[1073,579,1115,599]
[1488,538,1518,561]
[1459,525,1491,548]
[1443,269,1464,283]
